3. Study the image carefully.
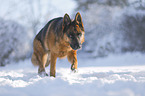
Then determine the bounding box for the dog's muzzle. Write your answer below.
[70,43,82,50]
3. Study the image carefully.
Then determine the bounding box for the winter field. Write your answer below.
[0,0,145,96]
[0,52,145,96]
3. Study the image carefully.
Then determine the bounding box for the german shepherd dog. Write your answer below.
[31,12,85,77]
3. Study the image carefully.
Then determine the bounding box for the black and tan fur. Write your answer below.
[31,12,85,77]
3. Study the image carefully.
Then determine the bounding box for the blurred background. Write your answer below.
[0,0,145,66]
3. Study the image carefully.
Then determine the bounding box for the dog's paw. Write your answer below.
[38,71,48,77]
[71,64,78,73]
[71,69,78,73]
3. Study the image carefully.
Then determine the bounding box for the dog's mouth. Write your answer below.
[70,44,82,50]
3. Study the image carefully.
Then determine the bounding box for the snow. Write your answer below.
[0,52,145,96]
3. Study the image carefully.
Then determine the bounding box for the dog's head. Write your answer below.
[62,12,85,50]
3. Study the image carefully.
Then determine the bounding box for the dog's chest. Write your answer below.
[57,51,67,58]
[57,46,71,58]
[52,42,72,58]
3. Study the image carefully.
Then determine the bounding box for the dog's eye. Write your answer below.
[77,33,82,37]
[68,35,73,38]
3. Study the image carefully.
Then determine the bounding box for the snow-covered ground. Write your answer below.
[0,52,145,96]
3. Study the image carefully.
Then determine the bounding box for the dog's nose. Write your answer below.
[77,45,81,49]
[72,46,78,50]
[74,44,81,50]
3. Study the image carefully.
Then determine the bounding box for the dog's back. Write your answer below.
[35,17,63,51]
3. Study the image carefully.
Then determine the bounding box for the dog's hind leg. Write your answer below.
[31,51,48,76]
[45,58,50,67]
[32,39,48,76]
[38,53,48,76]
[45,51,50,67]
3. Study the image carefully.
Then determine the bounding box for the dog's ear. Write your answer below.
[63,13,71,27]
[75,12,82,24]
[75,12,84,31]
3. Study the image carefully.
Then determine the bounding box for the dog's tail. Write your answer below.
[31,53,39,66]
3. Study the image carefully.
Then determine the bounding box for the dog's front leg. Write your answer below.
[50,53,57,77]
[67,50,78,72]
